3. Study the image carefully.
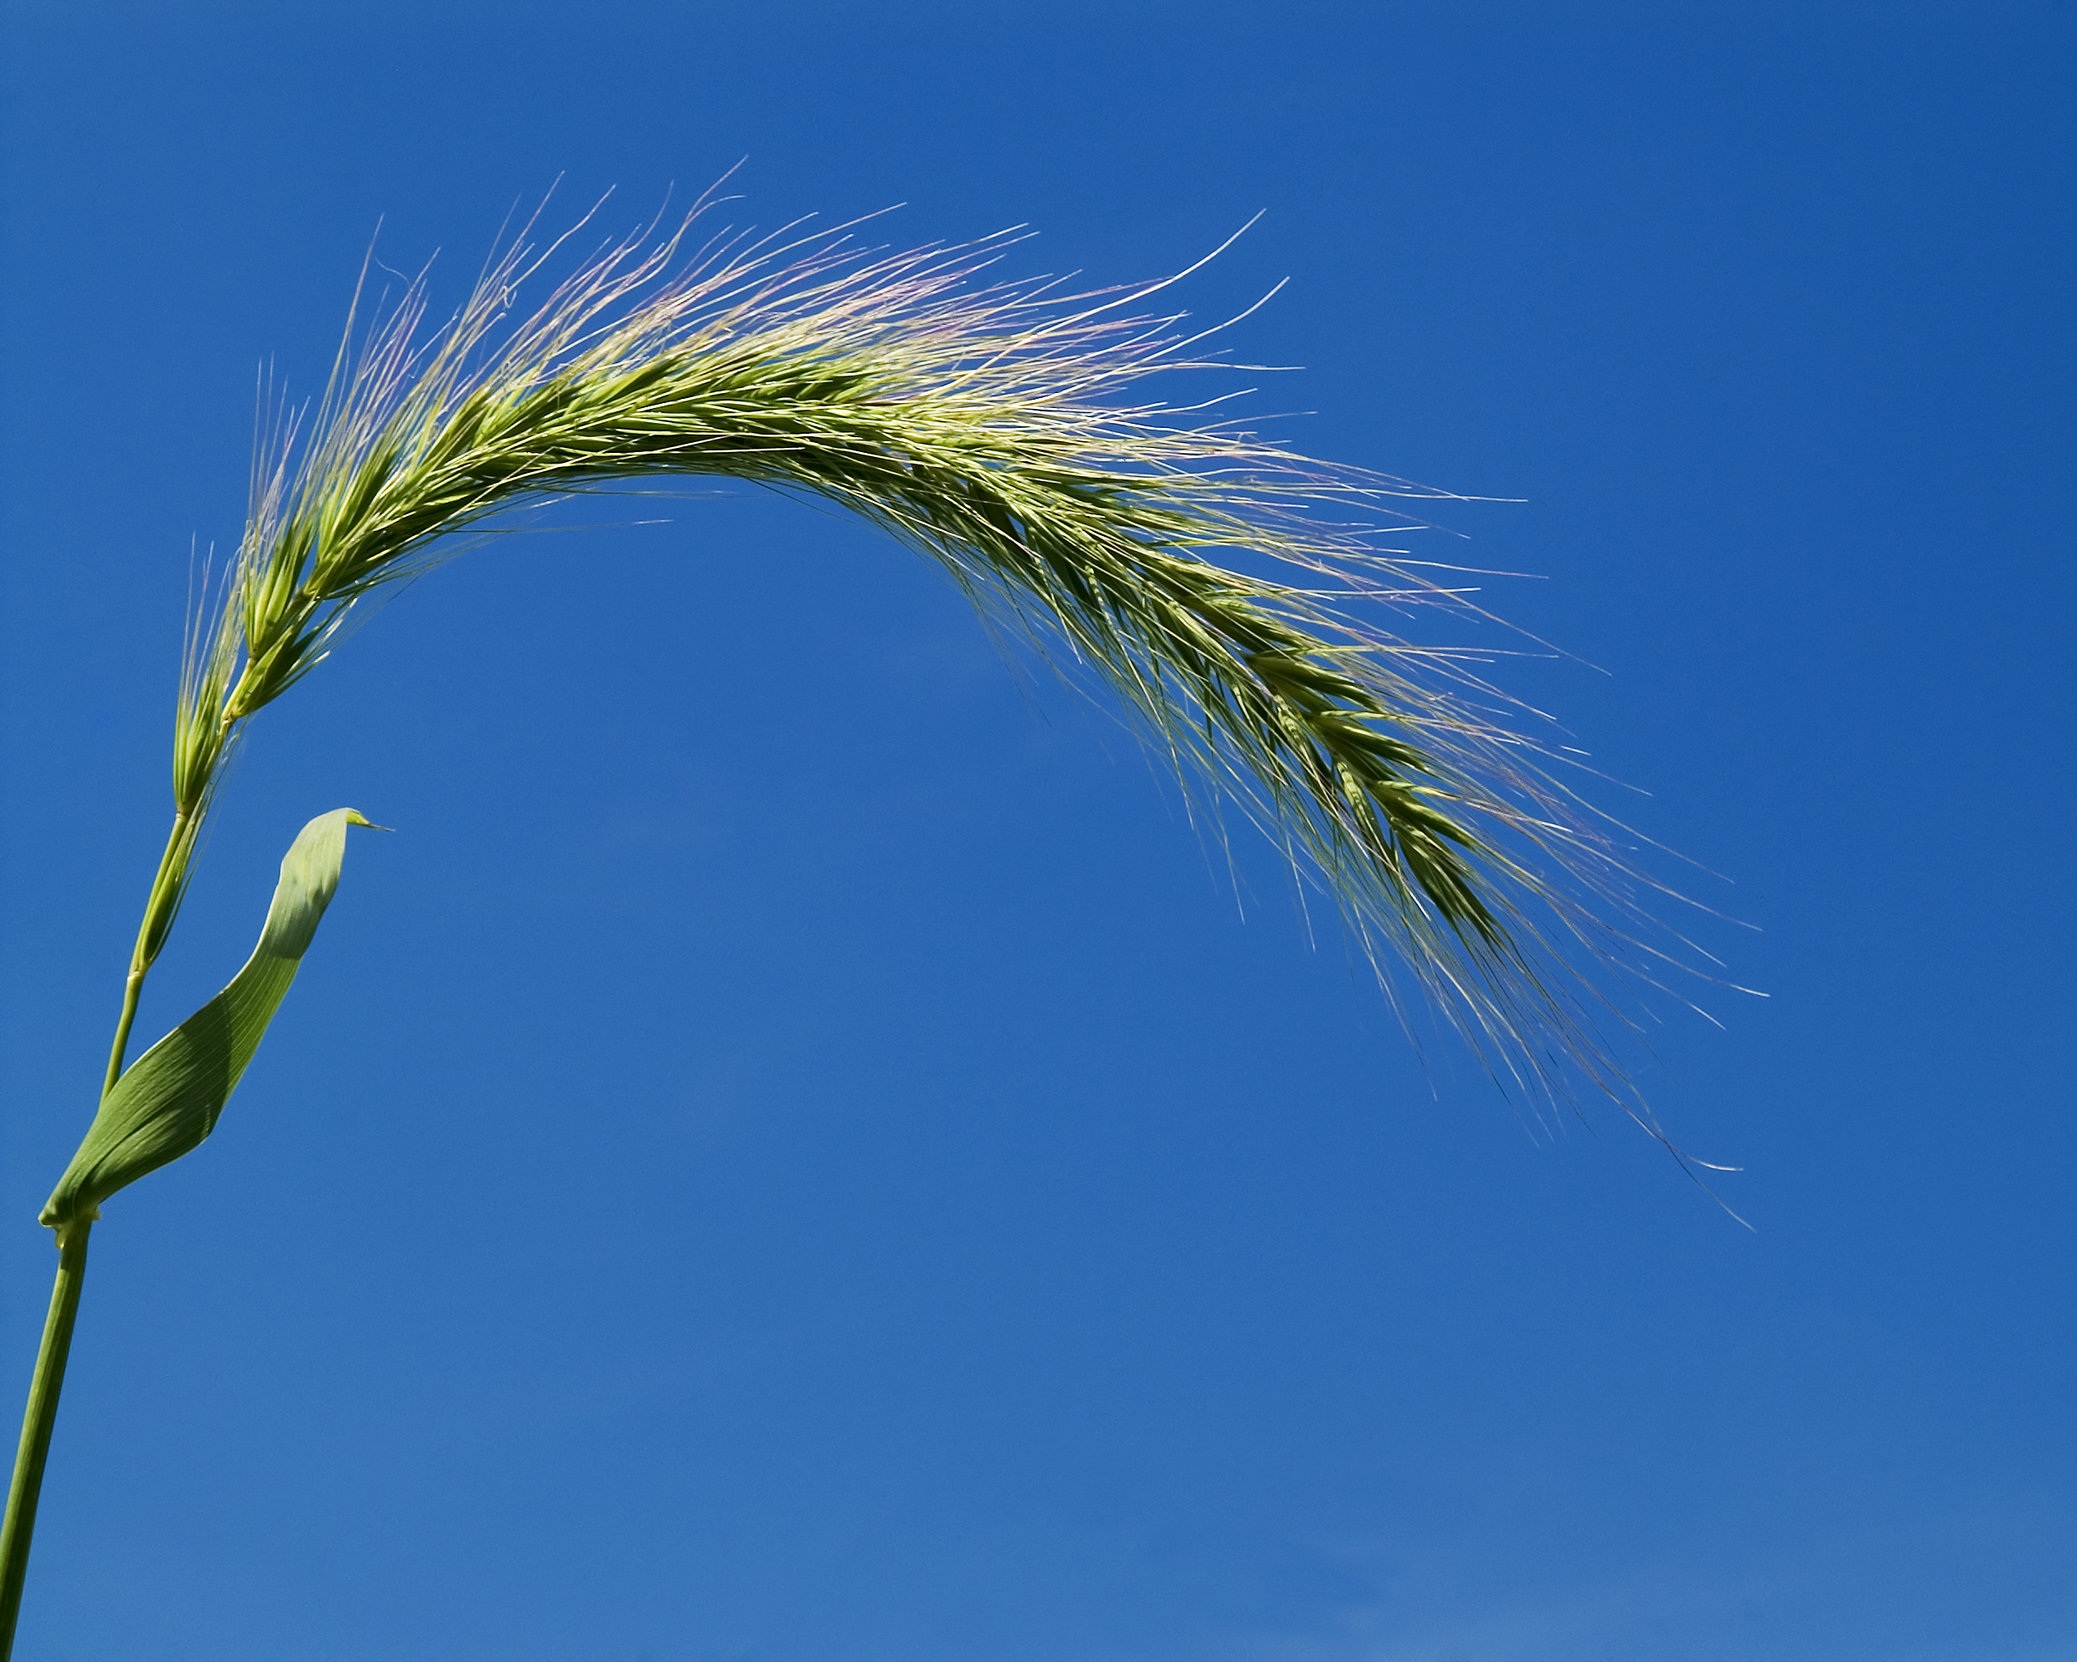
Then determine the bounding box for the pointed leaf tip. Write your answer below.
[40,808,374,1228]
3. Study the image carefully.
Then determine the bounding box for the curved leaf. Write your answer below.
[42,809,376,1228]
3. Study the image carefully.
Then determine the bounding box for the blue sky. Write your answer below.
[1,3,2072,1659]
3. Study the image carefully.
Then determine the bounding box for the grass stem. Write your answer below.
[103,811,195,1093]
[103,974,146,1100]
[0,1220,94,1661]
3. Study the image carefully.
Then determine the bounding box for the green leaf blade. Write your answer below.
[41,809,375,1228]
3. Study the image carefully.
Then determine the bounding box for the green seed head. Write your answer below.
[167,194,1709,1134]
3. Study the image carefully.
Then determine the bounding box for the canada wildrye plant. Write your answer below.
[0,195,1699,1652]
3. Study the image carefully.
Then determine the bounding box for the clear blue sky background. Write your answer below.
[2,4,2072,1659]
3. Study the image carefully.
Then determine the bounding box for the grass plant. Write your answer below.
[0,193,1703,1654]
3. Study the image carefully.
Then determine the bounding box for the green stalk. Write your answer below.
[103,974,148,1101]
[104,812,195,1094]
[0,1219,94,1661]
[0,815,188,1657]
